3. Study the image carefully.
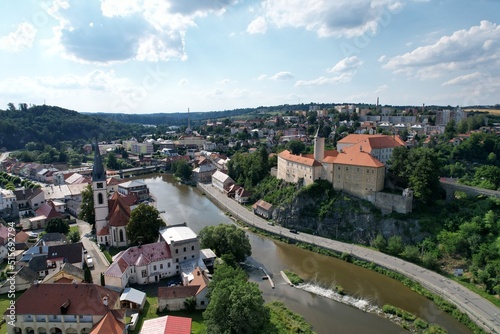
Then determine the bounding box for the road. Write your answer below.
[198,182,500,334]
[76,219,110,284]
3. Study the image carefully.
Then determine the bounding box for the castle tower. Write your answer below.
[92,141,109,236]
[313,127,324,162]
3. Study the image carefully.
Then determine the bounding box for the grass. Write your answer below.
[0,292,23,334]
[68,225,79,235]
[283,270,304,285]
[127,283,206,334]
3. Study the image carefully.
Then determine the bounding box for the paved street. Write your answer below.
[76,219,110,284]
[198,182,500,334]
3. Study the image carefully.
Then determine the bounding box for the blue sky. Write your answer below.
[0,0,499,113]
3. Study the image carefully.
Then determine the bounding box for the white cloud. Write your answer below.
[0,22,37,52]
[441,72,483,86]
[270,71,294,80]
[247,16,267,34]
[328,56,363,73]
[46,0,238,64]
[295,73,352,86]
[178,79,189,86]
[384,21,500,79]
[259,0,403,38]
[256,74,268,80]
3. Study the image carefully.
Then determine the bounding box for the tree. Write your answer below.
[78,184,95,229]
[68,230,81,243]
[172,160,192,180]
[199,224,251,263]
[83,262,93,283]
[204,263,270,334]
[372,234,387,251]
[45,217,70,234]
[387,235,404,255]
[286,140,305,155]
[106,152,120,170]
[127,204,165,245]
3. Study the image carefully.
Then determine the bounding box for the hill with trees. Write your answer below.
[0,104,148,150]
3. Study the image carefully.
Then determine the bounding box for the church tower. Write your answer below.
[92,141,109,239]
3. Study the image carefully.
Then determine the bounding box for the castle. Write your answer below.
[277,131,405,198]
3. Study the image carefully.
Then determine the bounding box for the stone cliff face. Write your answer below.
[273,190,423,245]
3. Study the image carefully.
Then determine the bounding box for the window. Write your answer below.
[191,246,195,251]
[119,230,124,242]
[98,193,103,205]
[97,182,104,189]
[153,265,157,271]
[160,264,163,269]
[176,259,179,263]
[175,249,178,254]
[183,247,186,252]
[168,263,171,268]
[141,270,147,278]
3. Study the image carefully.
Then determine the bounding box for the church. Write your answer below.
[92,144,139,247]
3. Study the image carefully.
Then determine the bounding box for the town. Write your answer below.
[0,102,500,334]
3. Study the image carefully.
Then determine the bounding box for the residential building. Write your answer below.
[158,267,209,311]
[0,267,37,294]
[252,200,274,219]
[29,200,64,229]
[192,163,217,183]
[14,188,45,217]
[211,171,234,192]
[117,180,149,201]
[5,283,125,334]
[159,225,200,264]
[42,262,85,284]
[104,242,174,289]
[0,189,17,218]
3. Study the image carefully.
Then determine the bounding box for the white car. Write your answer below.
[86,255,94,268]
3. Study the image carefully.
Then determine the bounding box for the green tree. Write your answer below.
[172,160,192,180]
[78,184,95,228]
[83,262,93,283]
[106,152,120,170]
[45,217,70,234]
[372,234,387,251]
[199,224,251,263]
[204,263,270,334]
[387,235,404,255]
[68,230,81,243]
[286,140,306,155]
[126,204,165,245]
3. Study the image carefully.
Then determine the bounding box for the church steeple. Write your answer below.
[313,126,325,162]
[92,140,106,182]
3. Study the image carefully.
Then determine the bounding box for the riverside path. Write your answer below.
[198,182,500,334]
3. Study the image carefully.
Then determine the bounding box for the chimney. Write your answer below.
[103,296,109,307]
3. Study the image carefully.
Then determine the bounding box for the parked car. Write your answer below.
[86,255,94,268]
[289,229,298,234]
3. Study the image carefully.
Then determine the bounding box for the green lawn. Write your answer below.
[0,292,23,334]
[128,293,205,334]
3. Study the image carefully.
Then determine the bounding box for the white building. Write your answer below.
[160,225,200,265]
[104,242,175,289]
[211,171,234,192]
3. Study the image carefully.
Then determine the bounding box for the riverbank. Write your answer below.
[197,182,499,334]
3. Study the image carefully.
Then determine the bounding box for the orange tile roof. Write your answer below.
[165,316,192,334]
[338,134,405,152]
[278,150,322,167]
[334,146,385,168]
[90,310,125,334]
[188,267,209,295]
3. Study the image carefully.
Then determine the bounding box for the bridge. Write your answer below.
[117,165,161,178]
[440,177,500,201]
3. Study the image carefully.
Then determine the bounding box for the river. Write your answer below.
[142,174,471,334]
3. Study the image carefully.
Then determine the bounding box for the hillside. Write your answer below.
[0,105,147,150]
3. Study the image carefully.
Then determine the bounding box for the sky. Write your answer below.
[0,0,499,114]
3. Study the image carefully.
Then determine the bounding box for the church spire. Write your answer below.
[92,140,106,182]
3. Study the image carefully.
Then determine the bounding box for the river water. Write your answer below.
[143,174,471,334]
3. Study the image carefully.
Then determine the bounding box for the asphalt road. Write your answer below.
[198,182,500,334]
[76,219,110,284]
